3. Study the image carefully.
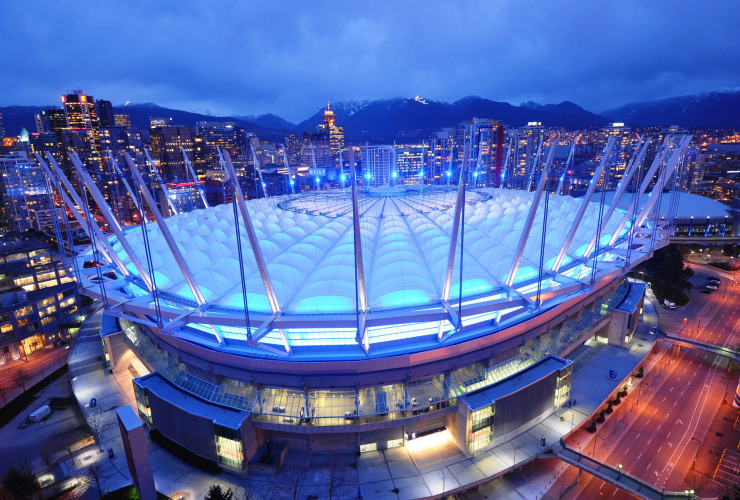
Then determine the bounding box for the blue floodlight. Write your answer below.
[446,171,451,177]
[290,180,294,185]
[473,172,478,177]
[365,173,371,179]
[392,172,398,178]
[419,170,424,176]
[261,182,266,187]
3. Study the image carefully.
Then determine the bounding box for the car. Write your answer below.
[709,278,721,284]
[706,285,718,290]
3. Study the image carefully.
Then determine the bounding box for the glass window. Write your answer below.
[214,424,243,470]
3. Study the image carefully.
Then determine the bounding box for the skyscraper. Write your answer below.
[196,122,246,168]
[509,122,545,188]
[316,102,344,161]
[0,107,5,138]
[429,128,455,184]
[149,126,195,181]
[96,99,115,128]
[62,91,101,174]
[362,145,398,187]
[0,151,57,232]
[114,114,131,127]
[456,118,506,187]
[63,91,99,131]
[149,116,171,128]
[598,122,636,189]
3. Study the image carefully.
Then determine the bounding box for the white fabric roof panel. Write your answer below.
[114,188,626,315]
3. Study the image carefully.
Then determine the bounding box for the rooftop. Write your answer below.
[460,356,571,410]
[136,372,249,429]
[597,191,732,220]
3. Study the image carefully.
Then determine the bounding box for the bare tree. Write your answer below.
[13,368,28,393]
[683,471,707,497]
[81,461,112,500]
[54,430,78,465]
[86,408,116,452]
[238,478,263,500]
[0,378,14,406]
[40,441,56,469]
[274,466,307,500]
[319,456,355,500]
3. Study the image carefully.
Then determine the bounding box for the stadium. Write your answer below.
[42,134,687,474]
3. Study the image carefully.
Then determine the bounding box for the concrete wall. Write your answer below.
[146,389,219,461]
[607,310,628,346]
[104,332,138,373]
[492,372,557,442]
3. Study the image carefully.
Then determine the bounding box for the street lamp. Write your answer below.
[617,464,622,480]
[567,411,575,437]
[592,434,605,456]
[722,376,732,404]
[690,437,701,470]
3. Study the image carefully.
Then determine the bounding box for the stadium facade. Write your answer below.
[39,133,690,475]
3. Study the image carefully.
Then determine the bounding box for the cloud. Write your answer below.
[1,0,738,122]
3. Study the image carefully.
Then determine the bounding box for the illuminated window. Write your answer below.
[359,443,377,452]
[14,306,33,318]
[214,425,244,470]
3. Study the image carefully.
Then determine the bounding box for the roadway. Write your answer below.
[0,344,70,393]
[552,267,740,499]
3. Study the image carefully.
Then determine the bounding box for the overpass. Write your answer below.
[545,441,695,499]
[659,331,740,363]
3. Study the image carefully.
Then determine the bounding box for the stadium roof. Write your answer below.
[113,187,629,316]
[598,191,732,220]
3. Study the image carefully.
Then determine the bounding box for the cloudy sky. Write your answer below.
[1,1,738,123]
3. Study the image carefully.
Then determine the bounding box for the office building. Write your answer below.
[196,122,247,169]
[149,126,195,181]
[316,102,344,160]
[598,123,636,189]
[149,117,171,129]
[0,151,57,232]
[96,99,115,128]
[362,145,398,187]
[0,235,79,365]
[429,128,456,184]
[114,114,132,128]
[0,107,4,138]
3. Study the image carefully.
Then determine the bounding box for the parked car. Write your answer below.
[663,299,676,310]
[706,284,718,290]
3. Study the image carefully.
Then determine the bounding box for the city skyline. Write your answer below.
[1,1,739,122]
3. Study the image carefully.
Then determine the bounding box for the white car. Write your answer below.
[706,285,718,290]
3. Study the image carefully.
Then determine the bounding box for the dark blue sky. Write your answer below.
[2,1,739,123]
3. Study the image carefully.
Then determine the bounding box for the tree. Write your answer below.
[54,429,78,465]
[319,456,355,500]
[645,244,694,299]
[238,478,263,500]
[0,379,13,407]
[81,461,112,500]
[12,368,28,394]
[1,465,40,500]
[0,486,13,500]
[40,441,56,469]
[204,484,234,500]
[86,408,116,452]
[274,466,307,500]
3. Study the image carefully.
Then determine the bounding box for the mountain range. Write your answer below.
[601,87,740,127]
[2,87,739,142]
